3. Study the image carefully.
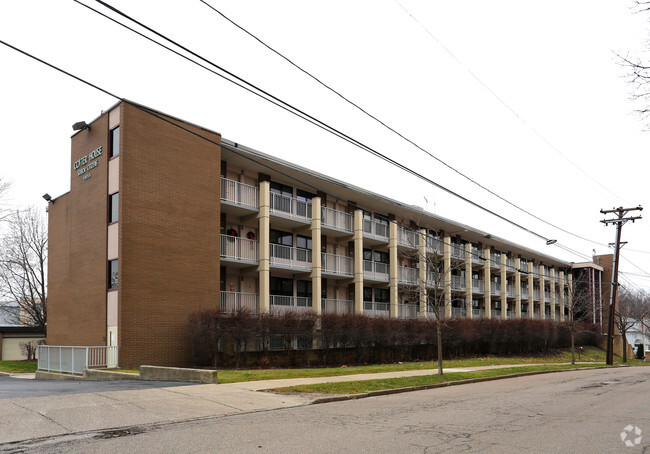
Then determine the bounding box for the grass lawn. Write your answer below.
[215,347,642,384]
[0,360,37,374]
[271,364,601,395]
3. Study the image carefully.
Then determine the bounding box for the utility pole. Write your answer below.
[600,206,643,365]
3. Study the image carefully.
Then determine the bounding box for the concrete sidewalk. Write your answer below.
[0,363,595,445]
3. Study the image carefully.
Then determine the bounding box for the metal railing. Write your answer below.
[491,286,501,296]
[426,235,443,255]
[220,291,259,313]
[322,253,353,276]
[397,226,419,248]
[270,192,312,221]
[532,265,540,277]
[507,311,516,319]
[321,299,353,314]
[491,310,502,318]
[491,255,502,269]
[220,177,259,209]
[533,289,541,301]
[270,244,312,270]
[505,258,516,272]
[398,266,419,285]
[398,304,418,319]
[451,244,465,260]
[519,262,528,273]
[471,247,485,265]
[321,207,353,232]
[507,285,515,298]
[270,295,312,312]
[220,235,258,263]
[426,271,443,289]
[363,219,389,241]
[472,308,485,318]
[544,292,551,302]
[544,269,551,279]
[451,275,466,291]
[364,301,389,316]
[38,345,118,374]
[521,288,529,300]
[521,310,529,317]
[451,307,466,318]
[533,313,541,319]
[472,279,485,294]
[364,260,389,281]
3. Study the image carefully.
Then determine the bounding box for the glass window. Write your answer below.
[270,277,292,296]
[296,189,315,202]
[297,280,312,297]
[374,288,389,303]
[363,287,372,301]
[270,182,292,197]
[363,248,372,261]
[108,260,118,289]
[270,229,293,246]
[109,193,119,223]
[374,251,389,264]
[374,213,389,225]
[110,127,120,158]
[296,235,312,250]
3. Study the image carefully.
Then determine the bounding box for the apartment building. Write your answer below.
[47,101,578,367]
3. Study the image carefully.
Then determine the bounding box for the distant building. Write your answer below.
[47,101,600,368]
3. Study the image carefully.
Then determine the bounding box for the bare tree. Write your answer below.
[565,273,598,365]
[0,177,11,222]
[0,207,47,331]
[615,286,650,362]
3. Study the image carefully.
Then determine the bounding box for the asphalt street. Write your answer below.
[8,366,650,453]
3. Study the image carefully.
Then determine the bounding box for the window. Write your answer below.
[363,287,373,301]
[296,235,312,251]
[270,277,292,296]
[110,126,120,158]
[297,280,312,298]
[374,250,389,264]
[296,189,315,202]
[108,260,118,289]
[374,288,389,303]
[109,193,119,223]
[270,229,292,246]
[270,182,292,197]
[363,248,372,261]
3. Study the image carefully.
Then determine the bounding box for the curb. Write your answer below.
[308,365,620,405]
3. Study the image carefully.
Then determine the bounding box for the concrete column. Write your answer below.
[528,270,535,319]
[310,197,322,316]
[443,236,452,318]
[500,254,507,319]
[539,265,545,320]
[258,181,271,314]
[353,210,364,314]
[465,243,473,319]
[550,268,556,321]
[560,271,564,322]
[484,247,491,319]
[418,229,427,319]
[389,221,398,318]
[515,258,522,319]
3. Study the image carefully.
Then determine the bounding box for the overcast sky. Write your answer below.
[1,0,649,291]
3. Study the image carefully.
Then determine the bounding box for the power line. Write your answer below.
[198,0,614,251]
[393,0,626,205]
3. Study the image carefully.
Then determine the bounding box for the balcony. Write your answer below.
[220,177,259,215]
[472,279,485,294]
[220,291,259,313]
[506,258,516,273]
[398,304,418,319]
[321,299,353,315]
[364,301,389,317]
[491,286,501,297]
[490,255,502,269]
[451,307,466,318]
[451,275,466,292]
[543,269,550,280]
[397,226,419,249]
[507,311,516,319]
[321,253,353,278]
[426,235,443,255]
[426,271,443,289]
[270,244,312,271]
[491,309,502,318]
[364,260,389,282]
[521,287,529,300]
[398,266,419,286]
[532,265,540,277]
[321,207,353,235]
[220,235,258,265]
[519,262,529,273]
[544,292,551,302]
[471,247,485,265]
[451,244,465,261]
[363,219,389,244]
[270,192,311,225]
[472,308,485,318]
[521,310,529,317]
[270,295,312,312]
[507,285,515,298]
[533,289,540,301]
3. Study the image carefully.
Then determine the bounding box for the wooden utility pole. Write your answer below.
[600,206,643,365]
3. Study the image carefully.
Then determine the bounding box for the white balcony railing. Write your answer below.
[220,177,259,209]
[451,307,466,318]
[322,253,353,276]
[364,260,389,281]
[471,247,485,265]
[506,258,516,272]
[321,207,353,232]
[472,308,485,318]
[521,288,529,300]
[533,289,540,301]
[491,255,502,269]
[532,265,540,276]
[491,310,502,318]
[398,304,418,319]
[270,192,312,221]
[519,262,528,273]
[220,235,258,263]
[220,291,259,313]
[451,244,465,260]
[544,292,551,302]
[426,235,443,255]
[472,279,485,294]
[491,286,501,296]
[270,244,312,270]
[363,219,389,241]
[397,226,419,248]
[507,311,516,319]
[398,266,419,285]
[426,271,443,289]
[364,301,389,316]
[507,285,515,298]
[321,299,353,314]
[451,275,466,291]
[270,295,312,312]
